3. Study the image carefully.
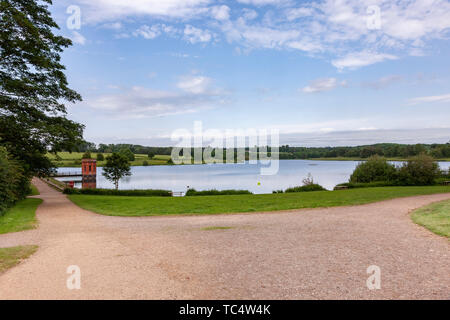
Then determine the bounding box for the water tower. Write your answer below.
[81,158,97,189]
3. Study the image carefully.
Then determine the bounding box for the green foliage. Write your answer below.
[148,152,156,159]
[63,188,171,197]
[102,153,131,190]
[285,184,327,193]
[0,0,84,176]
[185,189,253,196]
[96,153,104,161]
[335,181,398,189]
[397,154,440,186]
[142,160,149,166]
[0,147,30,215]
[119,148,135,161]
[350,156,397,183]
[82,151,92,159]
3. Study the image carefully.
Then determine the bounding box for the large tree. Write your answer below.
[102,153,131,190]
[0,0,84,176]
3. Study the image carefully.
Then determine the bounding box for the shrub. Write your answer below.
[63,188,172,197]
[350,156,397,183]
[0,147,30,215]
[96,153,104,161]
[334,181,398,189]
[272,190,284,194]
[119,148,135,162]
[82,151,92,159]
[396,154,440,186]
[185,189,252,196]
[285,184,327,193]
[142,160,149,166]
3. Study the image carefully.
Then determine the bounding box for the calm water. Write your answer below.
[57,160,450,194]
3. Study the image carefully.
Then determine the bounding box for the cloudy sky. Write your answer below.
[50,0,450,146]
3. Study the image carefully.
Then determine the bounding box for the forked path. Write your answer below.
[0,179,449,299]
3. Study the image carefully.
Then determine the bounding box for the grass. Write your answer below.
[47,152,171,167]
[201,226,234,231]
[29,184,39,196]
[0,198,43,234]
[68,186,450,217]
[412,199,450,238]
[0,246,38,274]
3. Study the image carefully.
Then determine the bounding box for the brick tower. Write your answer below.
[81,158,97,189]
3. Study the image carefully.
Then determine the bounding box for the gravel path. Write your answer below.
[0,178,449,300]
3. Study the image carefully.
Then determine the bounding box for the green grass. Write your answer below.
[0,198,43,234]
[29,184,39,196]
[0,246,38,274]
[201,226,234,231]
[412,200,450,238]
[68,186,450,217]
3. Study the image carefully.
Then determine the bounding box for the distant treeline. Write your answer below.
[74,142,450,160]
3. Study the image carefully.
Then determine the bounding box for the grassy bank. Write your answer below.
[0,246,38,274]
[47,152,171,167]
[68,186,450,217]
[412,200,450,238]
[0,198,43,234]
[29,184,39,196]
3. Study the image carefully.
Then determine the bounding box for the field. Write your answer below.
[68,186,450,217]
[412,199,450,238]
[47,152,171,167]
[0,199,43,235]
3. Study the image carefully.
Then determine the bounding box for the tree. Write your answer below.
[0,0,84,177]
[102,153,131,190]
[350,155,397,183]
[82,151,92,159]
[96,153,104,161]
[120,148,135,161]
[397,154,440,186]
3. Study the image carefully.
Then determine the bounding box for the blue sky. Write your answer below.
[49,0,450,146]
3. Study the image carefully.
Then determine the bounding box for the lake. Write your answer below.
[56,160,450,194]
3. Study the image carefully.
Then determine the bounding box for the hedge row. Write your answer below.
[63,188,172,197]
[185,189,253,196]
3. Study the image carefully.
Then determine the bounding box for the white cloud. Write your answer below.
[332,51,398,70]
[68,0,450,69]
[237,0,287,5]
[133,25,161,39]
[102,22,122,30]
[177,76,213,94]
[71,31,86,45]
[242,8,258,20]
[302,78,346,93]
[75,0,210,23]
[363,75,403,89]
[86,85,224,119]
[408,94,450,105]
[184,25,213,43]
[211,5,230,21]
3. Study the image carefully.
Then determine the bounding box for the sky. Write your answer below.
[49,0,450,147]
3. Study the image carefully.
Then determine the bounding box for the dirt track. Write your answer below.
[0,178,449,300]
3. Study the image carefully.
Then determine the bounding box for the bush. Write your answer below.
[334,181,398,189]
[63,188,172,197]
[142,160,149,166]
[97,153,104,161]
[0,147,30,215]
[185,189,253,196]
[119,148,135,162]
[285,184,327,193]
[350,156,396,183]
[82,151,92,159]
[396,154,440,186]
